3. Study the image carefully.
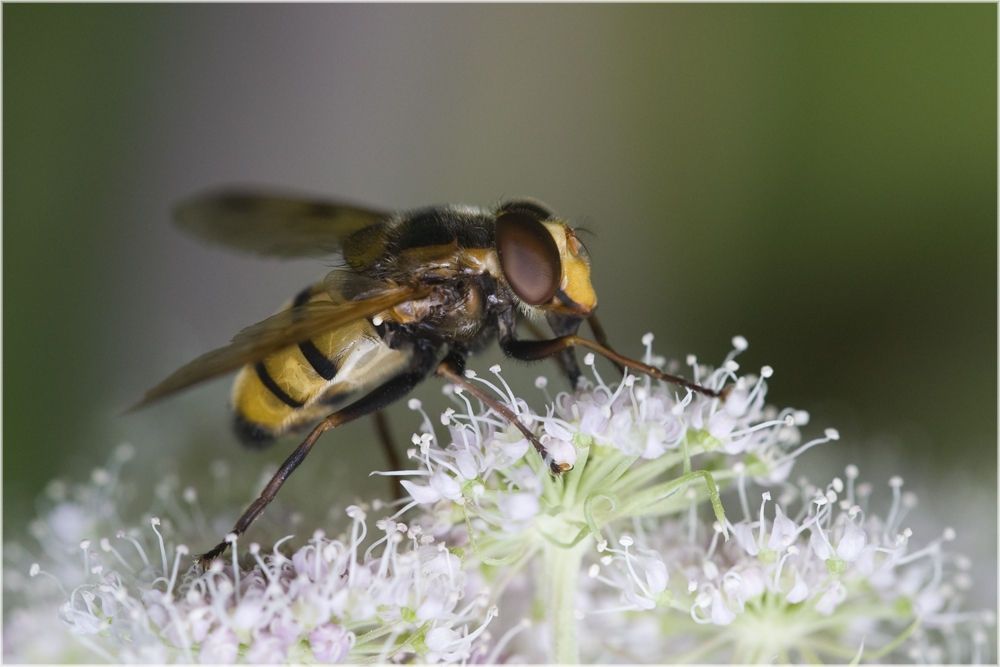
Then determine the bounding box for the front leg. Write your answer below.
[584,313,626,378]
[545,312,585,388]
[522,316,582,388]
[499,321,728,399]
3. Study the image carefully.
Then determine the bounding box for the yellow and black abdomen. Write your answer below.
[231,284,410,446]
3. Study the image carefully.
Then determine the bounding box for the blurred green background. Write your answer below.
[5,4,995,603]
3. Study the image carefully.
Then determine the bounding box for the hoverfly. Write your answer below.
[133,190,726,563]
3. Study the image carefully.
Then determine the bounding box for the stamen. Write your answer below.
[705,522,723,559]
[28,563,69,597]
[408,398,439,449]
[844,464,859,506]
[686,354,700,384]
[884,476,906,540]
[99,537,135,573]
[584,352,607,390]
[735,463,750,523]
[726,414,795,440]
[469,373,517,415]
[771,545,799,592]
[166,545,189,597]
[776,428,840,468]
[741,365,772,409]
[247,542,275,585]
[757,492,771,552]
[224,532,239,602]
[149,518,168,576]
[491,365,520,410]
[485,618,530,664]
[79,540,91,581]
[535,375,553,403]
[641,333,655,364]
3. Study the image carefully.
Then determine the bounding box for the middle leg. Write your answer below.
[435,353,565,475]
[503,333,729,399]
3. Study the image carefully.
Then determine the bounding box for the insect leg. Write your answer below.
[436,353,565,476]
[372,410,404,500]
[522,318,581,387]
[543,313,585,388]
[198,356,437,565]
[585,314,626,377]
[502,334,729,400]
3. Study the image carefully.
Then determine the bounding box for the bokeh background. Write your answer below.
[5,3,996,610]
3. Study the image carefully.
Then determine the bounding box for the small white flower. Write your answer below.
[836,515,867,561]
[497,492,540,532]
[7,335,990,665]
[710,589,737,625]
[309,622,352,663]
[544,438,577,469]
[489,424,530,463]
[198,627,240,664]
[578,400,610,436]
[400,479,443,504]
[428,626,462,651]
[732,522,760,556]
[245,632,288,664]
[767,504,797,551]
[429,470,463,501]
[814,581,848,616]
[785,570,810,603]
[632,549,669,594]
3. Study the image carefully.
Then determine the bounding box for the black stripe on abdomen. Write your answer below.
[299,340,337,380]
[291,285,338,380]
[254,361,304,408]
[233,412,276,448]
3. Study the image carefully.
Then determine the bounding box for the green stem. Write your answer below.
[583,489,620,540]
[462,507,529,565]
[542,537,590,663]
[575,448,628,499]
[611,470,728,538]
[609,449,684,493]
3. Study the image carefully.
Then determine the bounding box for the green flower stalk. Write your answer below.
[4,335,994,663]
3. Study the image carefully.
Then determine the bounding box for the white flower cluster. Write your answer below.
[398,335,806,552]
[575,471,995,663]
[3,335,993,663]
[9,491,498,663]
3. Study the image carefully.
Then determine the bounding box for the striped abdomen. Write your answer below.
[231,284,410,445]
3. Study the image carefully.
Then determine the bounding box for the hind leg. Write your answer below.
[198,355,436,565]
[373,409,404,500]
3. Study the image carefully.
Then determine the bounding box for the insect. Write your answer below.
[133,190,727,564]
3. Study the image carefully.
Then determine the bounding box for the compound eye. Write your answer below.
[495,211,562,306]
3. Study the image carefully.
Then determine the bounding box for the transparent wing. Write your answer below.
[129,284,428,410]
[173,189,391,258]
